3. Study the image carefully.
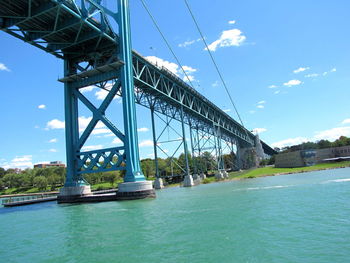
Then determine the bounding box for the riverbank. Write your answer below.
[198,161,350,185]
[230,161,350,180]
[2,161,349,198]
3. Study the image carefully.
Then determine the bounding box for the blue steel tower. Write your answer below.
[58,0,155,201]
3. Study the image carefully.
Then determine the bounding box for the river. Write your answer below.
[1,168,349,263]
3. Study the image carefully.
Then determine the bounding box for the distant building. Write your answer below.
[275,145,350,168]
[34,161,66,169]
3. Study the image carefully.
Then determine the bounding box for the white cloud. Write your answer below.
[178,38,202,48]
[145,56,196,82]
[0,63,10,72]
[46,117,106,132]
[293,67,310,74]
[341,119,350,125]
[49,148,57,152]
[138,127,149,132]
[6,155,33,169]
[80,85,96,93]
[49,138,57,143]
[78,117,105,132]
[112,138,123,145]
[258,100,266,104]
[94,83,121,101]
[252,128,267,134]
[223,109,231,112]
[322,68,337,76]
[178,39,195,48]
[95,89,109,100]
[145,56,179,75]
[38,104,46,109]
[34,125,40,129]
[139,140,154,147]
[313,127,350,141]
[81,145,104,151]
[283,79,302,87]
[182,65,197,74]
[305,73,319,78]
[12,155,32,163]
[212,81,219,87]
[46,119,65,129]
[249,110,255,114]
[228,20,236,25]
[207,29,246,51]
[268,85,277,89]
[271,137,308,149]
[257,105,264,109]
[274,90,280,95]
[91,128,112,135]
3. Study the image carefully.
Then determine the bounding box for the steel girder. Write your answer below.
[0,1,277,175]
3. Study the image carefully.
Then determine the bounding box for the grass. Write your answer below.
[229,161,350,180]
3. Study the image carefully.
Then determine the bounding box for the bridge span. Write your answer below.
[0,0,276,201]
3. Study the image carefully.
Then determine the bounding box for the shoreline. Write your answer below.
[2,163,349,197]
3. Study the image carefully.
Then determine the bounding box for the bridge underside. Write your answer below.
[0,0,277,189]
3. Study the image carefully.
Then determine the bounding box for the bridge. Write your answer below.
[0,0,276,201]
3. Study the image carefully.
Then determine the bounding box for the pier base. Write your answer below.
[200,173,207,180]
[183,175,194,187]
[57,185,92,203]
[215,171,225,180]
[154,178,164,189]
[222,171,229,179]
[192,174,199,180]
[116,181,155,200]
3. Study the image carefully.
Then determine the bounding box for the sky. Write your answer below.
[0,0,350,169]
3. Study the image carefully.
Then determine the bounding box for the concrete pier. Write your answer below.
[154,178,164,189]
[183,175,194,187]
[215,171,225,180]
[57,185,92,203]
[116,181,155,200]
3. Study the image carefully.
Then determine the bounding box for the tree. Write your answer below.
[0,167,5,177]
[103,172,118,186]
[317,139,332,149]
[34,176,48,191]
[141,159,155,178]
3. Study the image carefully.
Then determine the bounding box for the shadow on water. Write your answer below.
[0,201,58,215]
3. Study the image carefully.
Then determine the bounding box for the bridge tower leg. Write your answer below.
[181,107,194,187]
[189,123,199,181]
[115,0,154,197]
[58,0,155,202]
[58,60,92,200]
[214,126,225,180]
[151,106,163,189]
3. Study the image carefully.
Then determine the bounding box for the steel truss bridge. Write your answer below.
[0,0,276,187]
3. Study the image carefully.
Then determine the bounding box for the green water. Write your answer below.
[1,168,350,263]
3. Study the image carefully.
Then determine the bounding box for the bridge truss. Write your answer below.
[0,0,276,187]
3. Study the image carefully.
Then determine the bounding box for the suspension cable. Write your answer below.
[139,0,196,89]
[183,0,246,129]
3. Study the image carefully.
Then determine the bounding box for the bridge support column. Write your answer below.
[151,106,163,189]
[116,0,154,198]
[181,107,194,187]
[58,60,91,203]
[214,126,225,180]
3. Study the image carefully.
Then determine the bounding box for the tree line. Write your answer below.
[0,151,236,193]
[276,136,350,153]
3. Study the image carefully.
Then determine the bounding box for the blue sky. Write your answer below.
[1,0,350,169]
